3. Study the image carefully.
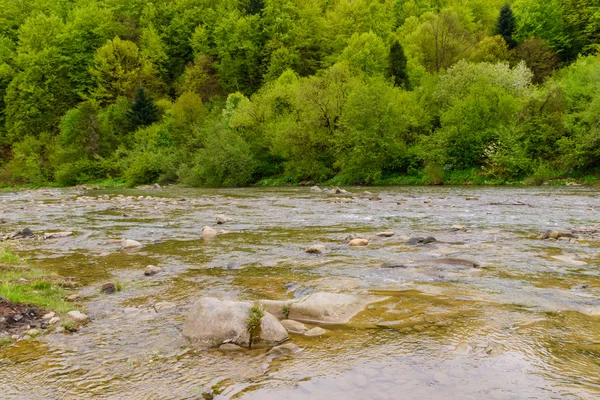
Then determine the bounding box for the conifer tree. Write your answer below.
[390,40,409,88]
[495,4,517,48]
[130,88,158,131]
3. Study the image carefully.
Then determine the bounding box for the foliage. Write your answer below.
[0,0,599,187]
[246,303,265,349]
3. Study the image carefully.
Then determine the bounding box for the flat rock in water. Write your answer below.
[376,232,395,237]
[183,298,288,348]
[44,231,73,239]
[219,343,245,351]
[381,261,409,268]
[405,236,437,245]
[349,238,369,246]
[551,254,587,266]
[305,327,327,337]
[281,319,308,334]
[122,239,142,249]
[288,292,385,324]
[268,343,301,357]
[422,258,480,268]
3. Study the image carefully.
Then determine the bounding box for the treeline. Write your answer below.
[0,0,599,187]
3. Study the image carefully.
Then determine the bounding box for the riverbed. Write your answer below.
[0,186,599,399]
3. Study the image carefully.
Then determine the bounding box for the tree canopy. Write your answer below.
[0,0,599,187]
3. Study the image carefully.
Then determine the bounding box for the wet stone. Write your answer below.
[144,265,162,276]
[305,327,327,337]
[101,282,116,294]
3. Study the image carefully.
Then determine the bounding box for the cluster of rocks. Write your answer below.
[310,186,382,201]
[182,292,385,351]
[2,228,74,241]
[538,230,578,241]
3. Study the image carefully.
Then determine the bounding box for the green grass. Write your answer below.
[0,337,14,347]
[0,246,75,313]
[246,303,265,349]
[61,320,78,332]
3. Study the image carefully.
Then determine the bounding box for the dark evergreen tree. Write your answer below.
[495,4,517,48]
[130,88,158,131]
[390,40,409,89]
[245,0,264,15]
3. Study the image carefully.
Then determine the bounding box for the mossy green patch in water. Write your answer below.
[0,246,75,313]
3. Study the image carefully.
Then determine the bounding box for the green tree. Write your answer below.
[339,32,389,77]
[130,87,159,131]
[91,37,158,104]
[494,4,517,48]
[390,39,409,88]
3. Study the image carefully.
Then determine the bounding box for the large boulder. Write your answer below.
[288,292,385,324]
[183,298,288,348]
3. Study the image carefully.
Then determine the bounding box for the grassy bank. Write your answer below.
[0,247,74,313]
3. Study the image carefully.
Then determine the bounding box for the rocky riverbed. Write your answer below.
[0,185,599,399]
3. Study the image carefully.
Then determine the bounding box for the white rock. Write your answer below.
[49,317,61,325]
[349,238,369,246]
[42,312,55,320]
[122,239,142,249]
[183,298,288,348]
[67,310,89,322]
[144,265,162,276]
[202,226,217,239]
[376,232,395,237]
[289,292,385,324]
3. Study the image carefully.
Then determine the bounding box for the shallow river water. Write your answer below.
[1,186,599,399]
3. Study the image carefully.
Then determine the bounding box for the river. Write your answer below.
[0,186,599,399]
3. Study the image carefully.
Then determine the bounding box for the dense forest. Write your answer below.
[0,0,599,187]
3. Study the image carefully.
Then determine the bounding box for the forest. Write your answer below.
[0,0,599,187]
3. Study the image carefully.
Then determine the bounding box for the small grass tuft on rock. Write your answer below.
[246,303,265,349]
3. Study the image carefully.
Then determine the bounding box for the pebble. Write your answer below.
[25,329,40,337]
[349,238,369,246]
[66,294,80,301]
[42,312,56,320]
[67,311,89,322]
[49,317,60,325]
[305,245,326,254]
[215,215,232,224]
